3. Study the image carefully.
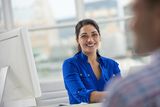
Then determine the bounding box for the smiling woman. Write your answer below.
[62,19,121,104]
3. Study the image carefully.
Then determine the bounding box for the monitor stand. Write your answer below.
[0,66,36,107]
[0,66,9,107]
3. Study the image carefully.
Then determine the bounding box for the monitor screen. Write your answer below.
[0,28,41,106]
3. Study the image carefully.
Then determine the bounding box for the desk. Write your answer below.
[66,103,102,107]
[39,103,102,107]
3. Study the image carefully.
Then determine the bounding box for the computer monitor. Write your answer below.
[0,67,8,106]
[0,28,41,107]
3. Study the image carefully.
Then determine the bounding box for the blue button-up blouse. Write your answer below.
[62,51,121,104]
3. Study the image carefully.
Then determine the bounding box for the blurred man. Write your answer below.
[102,0,160,107]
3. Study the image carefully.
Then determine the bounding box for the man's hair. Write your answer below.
[146,0,160,8]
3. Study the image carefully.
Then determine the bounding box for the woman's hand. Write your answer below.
[90,91,107,103]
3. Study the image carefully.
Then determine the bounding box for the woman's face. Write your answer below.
[77,24,100,54]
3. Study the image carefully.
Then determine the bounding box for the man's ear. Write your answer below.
[157,5,160,16]
[155,4,160,17]
[155,5,160,42]
[153,6,160,24]
[155,6,160,26]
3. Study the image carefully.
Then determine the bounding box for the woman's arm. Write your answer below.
[90,91,107,103]
[63,60,96,104]
[113,61,121,76]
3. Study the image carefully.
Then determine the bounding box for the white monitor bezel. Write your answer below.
[0,28,41,99]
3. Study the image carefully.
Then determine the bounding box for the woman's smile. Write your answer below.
[86,43,96,47]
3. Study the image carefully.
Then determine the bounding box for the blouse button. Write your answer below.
[88,74,90,77]
[80,74,82,76]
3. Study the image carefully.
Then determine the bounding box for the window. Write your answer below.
[12,0,77,27]
[84,0,118,19]
[10,0,149,81]
[29,26,76,82]
[98,21,127,58]
[0,0,4,31]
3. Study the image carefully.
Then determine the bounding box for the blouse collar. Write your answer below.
[79,51,102,63]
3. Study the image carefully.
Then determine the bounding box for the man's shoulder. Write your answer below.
[104,64,160,107]
[117,67,149,85]
[109,64,160,96]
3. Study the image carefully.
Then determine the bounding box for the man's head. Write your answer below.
[132,0,160,55]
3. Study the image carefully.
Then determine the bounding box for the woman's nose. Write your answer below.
[87,36,94,42]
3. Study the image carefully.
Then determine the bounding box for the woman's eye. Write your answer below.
[92,34,98,37]
[81,35,87,38]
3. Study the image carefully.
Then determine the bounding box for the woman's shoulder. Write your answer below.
[63,52,80,64]
[63,56,76,64]
[100,56,118,65]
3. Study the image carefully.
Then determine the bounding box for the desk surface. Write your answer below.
[39,103,102,107]
[66,103,102,107]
